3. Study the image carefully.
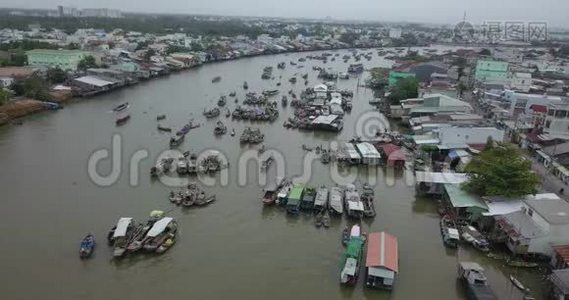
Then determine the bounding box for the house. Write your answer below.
[26,49,88,71]
[365,232,398,289]
[443,184,488,222]
[544,100,569,139]
[437,127,505,148]
[504,89,562,115]
[404,94,473,119]
[475,59,509,83]
[508,72,532,92]
[493,193,569,255]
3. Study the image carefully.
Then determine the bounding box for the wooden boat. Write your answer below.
[261,156,274,171]
[329,187,344,215]
[217,96,227,107]
[195,194,216,206]
[315,212,323,227]
[143,217,178,252]
[361,192,376,218]
[322,212,330,228]
[344,184,364,219]
[300,187,316,211]
[79,234,95,259]
[276,181,292,206]
[262,89,279,96]
[281,96,288,106]
[340,235,364,285]
[230,129,235,136]
[211,76,221,83]
[110,217,135,257]
[156,233,176,254]
[510,275,529,292]
[203,107,220,118]
[126,213,162,253]
[115,114,130,126]
[157,124,172,132]
[156,114,166,121]
[182,191,195,207]
[229,91,236,97]
[286,184,304,215]
[243,81,248,89]
[214,121,227,135]
[262,177,281,205]
[507,260,539,268]
[440,215,460,248]
[188,154,198,174]
[461,225,490,252]
[313,186,329,212]
[457,262,496,300]
[176,158,188,174]
[170,135,184,148]
[113,102,129,112]
[169,191,182,203]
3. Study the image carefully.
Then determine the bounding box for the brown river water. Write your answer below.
[0,47,546,299]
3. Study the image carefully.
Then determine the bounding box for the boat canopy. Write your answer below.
[347,201,365,212]
[343,257,358,276]
[314,188,328,206]
[330,187,343,211]
[346,237,363,258]
[288,184,304,201]
[448,228,460,240]
[350,225,361,237]
[368,267,395,279]
[113,217,133,238]
[147,217,174,237]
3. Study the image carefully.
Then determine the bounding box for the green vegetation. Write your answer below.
[11,75,50,101]
[366,67,389,90]
[387,77,419,105]
[0,88,9,105]
[47,67,68,84]
[462,142,539,197]
[77,55,97,71]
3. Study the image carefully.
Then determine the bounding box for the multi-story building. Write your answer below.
[26,49,88,71]
[544,99,569,138]
[474,59,509,83]
[508,72,532,92]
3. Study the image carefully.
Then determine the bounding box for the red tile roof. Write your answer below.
[366,232,398,272]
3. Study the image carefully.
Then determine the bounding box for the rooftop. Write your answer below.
[0,66,38,78]
[496,211,544,239]
[524,195,569,225]
[444,183,488,210]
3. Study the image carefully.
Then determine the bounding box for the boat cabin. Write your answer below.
[340,236,364,285]
[457,262,496,300]
[286,184,304,215]
[314,187,329,212]
[300,187,316,210]
[366,232,399,289]
[329,187,344,215]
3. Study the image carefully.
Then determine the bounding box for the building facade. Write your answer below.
[26,49,88,71]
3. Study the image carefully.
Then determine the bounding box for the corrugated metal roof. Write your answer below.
[444,184,488,210]
[415,172,468,184]
[74,75,115,87]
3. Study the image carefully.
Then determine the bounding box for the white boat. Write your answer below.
[344,184,364,219]
[329,187,344,215]
[313,186,329,212]
[143,217,178,253]
[176,159,188,174]
[111,217,135,257]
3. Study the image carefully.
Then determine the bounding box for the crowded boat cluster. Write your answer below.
[150,151,227,177]
[240,127,264,144]
[168,183,216,208]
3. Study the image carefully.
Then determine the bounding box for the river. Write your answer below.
[0,47,547,300]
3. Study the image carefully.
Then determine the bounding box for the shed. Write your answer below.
[356,142,382,165]
[381,143,406,168]
[340,143,361,164]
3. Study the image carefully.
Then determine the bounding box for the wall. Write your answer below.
[438,127,505,146]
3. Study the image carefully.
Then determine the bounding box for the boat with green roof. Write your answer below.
[286,184,304,215]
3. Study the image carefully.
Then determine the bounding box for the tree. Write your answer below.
[366,67,389,90]
[387,77,419,105]
[77,55,97,71]
[20,76,50,101]
[462,142,539,197]
[0,88,9,105]
[47,67,68,84]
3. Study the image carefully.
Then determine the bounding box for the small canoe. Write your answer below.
[510,275,529,292]
[79,234,95,259]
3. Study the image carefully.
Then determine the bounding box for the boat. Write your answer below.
[329,187,344,215]
[176,158,188,174]
[281,96,288,106]
[314,186,329,212]
[212,76,221,83]
[289,77,297,84]
[169,135,184,148]
[225,110,230,118]
[315,212,323,227]
[340,235,364,285]
[196,195,216,206]
[217,96,227,107]
[277,62,286,69]
[156,114,166,120]
[156,233,176,254]
[276,180,292,206]
[286,184,304,215]
[457,262,496,300]
[126,212,163,253]
[230,129,235,136]
[169,191,182,204]
[262,90,279,96]
[507,260,539,268]
[229,91,236,97]
[243,81,248,89]
[115,113,130,126]
[203,107,220,118]
[300,187,316,211]
[157,124,172,132]
[79,234,95,259]
[365,232,398,289]
[188,154,198,174]
[322,212,330,228]
[361,192,376,218]
[461,225,490,252]
[344,184,364,219]
[143,217,178,253]
[510,275,529,292]
[339,72,349,79]
[214,121,227,135]
[260,155,274,171]
[348,63,364,73]
[109,217,135,257]
[113,102,129,112]
[181,190,195,207]
[440,215,460,248]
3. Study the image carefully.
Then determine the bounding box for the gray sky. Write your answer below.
[3,0,569,27]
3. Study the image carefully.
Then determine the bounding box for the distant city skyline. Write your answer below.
[1,0,568,28]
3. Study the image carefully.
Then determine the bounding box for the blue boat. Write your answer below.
[79,234,96,259]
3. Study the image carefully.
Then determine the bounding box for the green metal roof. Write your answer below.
[345,237,364,258]
[443,184,488,210]
[288,184,304,201]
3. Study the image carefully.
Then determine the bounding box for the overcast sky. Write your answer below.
[3,0,569,27]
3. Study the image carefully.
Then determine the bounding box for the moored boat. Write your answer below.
[286,184,304,215]
[365,232,398,289]
[457,262,496,300]
[109,217,136,258]
[313,186,329,212]
[340,235,364,285]
[329,187,344,215]
[461,225,490,252]
[441,215,460,248]
[344,184,364,219]
[212,76,221,83]
[143,217,178,253]
[79,234,95,259]
[115,113,130,126]
[113,102,129,112]
[170,135,184,148]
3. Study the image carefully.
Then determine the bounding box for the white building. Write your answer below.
[504,89,562,115]
[544,99,569,138]
[508,72,532,93]
[495,194,569,255]
[437,127,505,148]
